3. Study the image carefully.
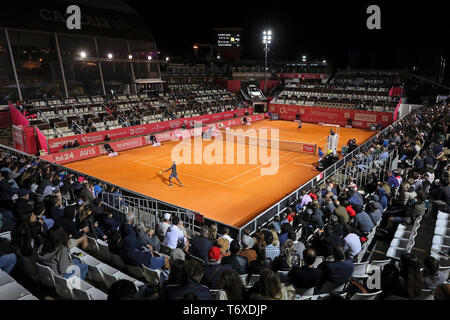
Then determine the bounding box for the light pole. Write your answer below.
[262,30,272,96]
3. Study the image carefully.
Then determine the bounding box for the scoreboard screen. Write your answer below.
[217,33,240,47]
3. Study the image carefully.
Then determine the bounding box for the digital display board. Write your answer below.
[217,33,240,47]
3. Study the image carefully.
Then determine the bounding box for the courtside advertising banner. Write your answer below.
[47,108,253,153]
[269,104,393,128]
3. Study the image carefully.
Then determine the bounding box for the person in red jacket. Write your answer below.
[344,200,356,218]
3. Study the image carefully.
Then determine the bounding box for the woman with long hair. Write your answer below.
[272,239,299,273]
[249,269,295,300]
[216,268,246,300]
[208,224,218,242]
[399,253,424,299]
[37,225,88,279]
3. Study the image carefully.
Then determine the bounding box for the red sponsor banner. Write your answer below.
[269,104,393,128]
[23,126,37,155]
[9,103,30,127]
[277,73,326,80]
[393,98,402,122]
[35,126,48,153]
[12,125,26,152]
[52,145,102,165]
[302,144,316,154]
[104,137,144,153]
[47,108,253,153]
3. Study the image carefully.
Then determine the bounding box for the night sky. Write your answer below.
[124,0,449,77]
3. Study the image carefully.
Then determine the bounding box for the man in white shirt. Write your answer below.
[164,216,187,250]
[343,224,361,260]
[220,227,234,246]
[157,213,172,240]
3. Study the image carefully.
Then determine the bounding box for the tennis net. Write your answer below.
[222,131,317,155]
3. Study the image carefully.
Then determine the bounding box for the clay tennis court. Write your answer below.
[65,120,376,227]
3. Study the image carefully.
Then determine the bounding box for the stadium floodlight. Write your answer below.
[107,53,113,59]
[322,59,327,63]
[128,54,132,59]
[147,55,152,60]
[217,55,221,60]
[262,29,273,95]
[80,51,86,58]
[165,57,170,62]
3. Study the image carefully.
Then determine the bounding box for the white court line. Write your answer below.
[134,160,236,189]
[221,150,306,184]
[221,136,323,184]
[235,153,308,189]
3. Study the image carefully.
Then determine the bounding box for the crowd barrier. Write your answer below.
[269,104,393,128]
[47,108,254,153]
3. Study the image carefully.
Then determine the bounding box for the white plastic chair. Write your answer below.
[436,220,450,228]
[72,283,108,300]
[352,262,369,278]
[369,259,391,270]
[312,256,325,268]
[434,227,450,237]
[276,270,290,283]
[246,274,260,288]
[35,263,56,287]
[0,270,16,287]
[319,281,346,294]
[350,290,382,300]
[110,253,127,269]
[97,239,111,261]
[437,211,450,220]
[239,274,248,286]
[432,235,450,246]
[0,282,32,300]
[295,286,315,297]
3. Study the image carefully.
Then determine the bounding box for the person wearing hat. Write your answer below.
[157,213,172,240]
[201,246,232,289]
[164,161,183,187]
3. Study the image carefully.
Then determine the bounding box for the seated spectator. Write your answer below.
[248,269,295,300]
[422,256,447,290]
[222,240,248,275]
[107,231,121,255]
[164,216,188,251]
[215,268,246,300]
[37,226,88,280]
[164,260,212,300]
[107,279,138,300]
[333,200,350,224]
[329,215,343,238]
[312,225,345,258]
[241,228,254,249]
[220,227,234,245]
[189,224,213,264]
[288,248,322,289]
[215,237,230,258]
[270,216,282,234]
[248,245,271,277]
[318,244,354,289]
[350,204,375,236]
[342,224,361,260]
[272,239,300,273]
[119,222,168,270]
[396,253,424,299]
[136,222,160,252]
[0,253,17,274]
[366,201,383,225]
[239,234,257,265]
[11,210,47,259]
[201,246,232,289]
[261,229,279,261]
[55,204,88,250]
[157,213,171,240]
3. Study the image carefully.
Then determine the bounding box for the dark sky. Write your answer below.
[124,0,449,73]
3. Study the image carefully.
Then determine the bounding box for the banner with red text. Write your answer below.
[269,104,393,128]
[47,108,253,153]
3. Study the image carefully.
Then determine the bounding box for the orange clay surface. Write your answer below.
[65,120,376,228]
